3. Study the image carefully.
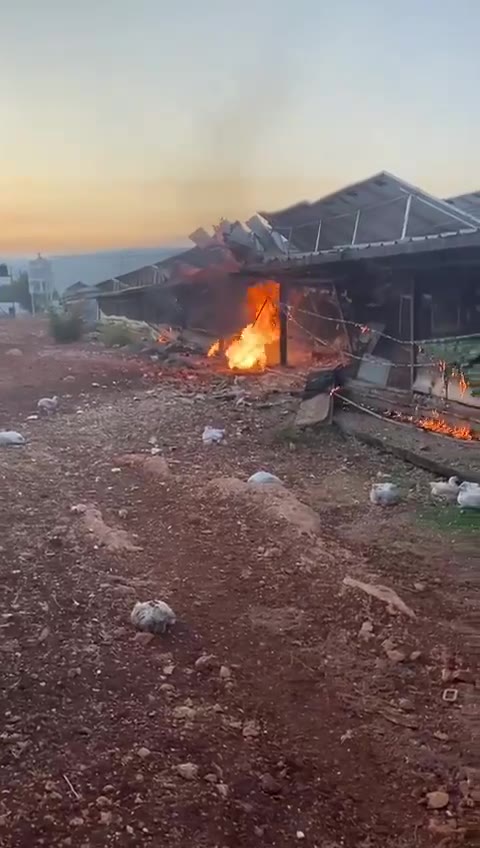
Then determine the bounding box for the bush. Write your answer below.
[48,309,84,343]
[100,322,135,348]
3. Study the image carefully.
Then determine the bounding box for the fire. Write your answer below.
[417,413,477,441]
[208,340,220,357]
[208,281,280,371]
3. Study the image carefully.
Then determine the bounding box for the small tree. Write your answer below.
[11,272,32,312]
[48,308,84,343]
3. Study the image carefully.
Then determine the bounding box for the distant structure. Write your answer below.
[0,263,11,288]
[28,253,54,311]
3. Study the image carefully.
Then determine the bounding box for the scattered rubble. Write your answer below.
[175,763,199,781]
[358,620,374,641]
[242,720,261,739]
[75,503,142,552]
[194,654,218,672]
[426,790,450,810]
[115,453,170,478]
[260,773,282,795]
[343,576,416,619]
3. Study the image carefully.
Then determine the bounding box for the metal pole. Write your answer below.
[401,194,412,240]
[351,210,361,245]
[410,277,416,396]
[314,221,322,253]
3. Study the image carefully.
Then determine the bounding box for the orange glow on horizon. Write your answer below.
[0,174,345,254]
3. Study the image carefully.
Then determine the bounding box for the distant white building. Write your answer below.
[0,301,28,317]
[28,254,54,308]
[0,263,11,288]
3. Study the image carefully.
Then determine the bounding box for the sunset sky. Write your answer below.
[1,0,479,254]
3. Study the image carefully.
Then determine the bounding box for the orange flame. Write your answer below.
[208,282,280,371]
[417,413,477,441]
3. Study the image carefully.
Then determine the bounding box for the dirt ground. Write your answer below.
[0,318,479,848]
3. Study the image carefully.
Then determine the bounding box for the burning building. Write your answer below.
[90,170,480,441]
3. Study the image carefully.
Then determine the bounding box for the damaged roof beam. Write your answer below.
[400,194,412,240]
[351,210,361,245]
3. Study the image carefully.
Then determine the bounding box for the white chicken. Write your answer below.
[429,476,460,502]
[457,482,480,510]
[131,600,176,634]
[37,396,59,415]
[369,482,400,506]
[0,430,26,447]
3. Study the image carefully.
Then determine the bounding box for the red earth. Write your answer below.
[0,318,478,847]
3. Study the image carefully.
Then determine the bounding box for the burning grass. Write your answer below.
[386,409,480,442]
[416,414,478,441]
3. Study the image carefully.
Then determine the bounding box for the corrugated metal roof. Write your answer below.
[94,244,236,293]
[261,171,480,253]
[445,191,480,219]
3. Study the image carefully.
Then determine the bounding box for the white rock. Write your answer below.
[175,762,199,781]
[427,790,449,810]
[219,665,231,680]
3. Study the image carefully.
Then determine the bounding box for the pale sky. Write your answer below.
[1,0,479,253]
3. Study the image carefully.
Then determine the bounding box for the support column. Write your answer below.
[410,276,418,395]
[279,279,289,367]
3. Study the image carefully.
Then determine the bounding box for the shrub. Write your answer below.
[100,322,135,348]
[48,309,84,343]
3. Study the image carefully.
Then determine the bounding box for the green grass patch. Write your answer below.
[417,503,480,535]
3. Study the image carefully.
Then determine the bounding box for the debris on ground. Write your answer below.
[194,653,218,672]
[175,762,199,781]
[0,319,477,847]
[382,637,406,663]
[76,503,143,552]
[343,576,416,619]
[358,620,374,641]
[295,393,333,428]
[209,476,320,536]
[0,430,26,446]
[369,482,400,506]
[115,453,170,478]
[247,471,283,485]
[130,600,176,634]
[202,426,225,445]
[426,790,450,810]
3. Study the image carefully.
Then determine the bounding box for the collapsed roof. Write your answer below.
[260,171,480,254]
